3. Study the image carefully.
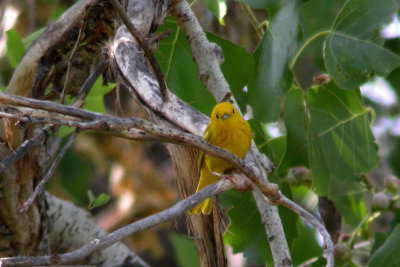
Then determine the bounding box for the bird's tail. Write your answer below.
[188,167,218,215]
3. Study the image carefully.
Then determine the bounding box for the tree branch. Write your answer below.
[0,94,334,266]
[0,179,237,266]
[0,59,106,174]
[109,0,168,101]
[46,193,150,267]
[0,92,280,201]
[19,130,79,213]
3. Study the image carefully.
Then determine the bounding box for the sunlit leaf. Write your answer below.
[6,29,25,68]
[205,0,227,22]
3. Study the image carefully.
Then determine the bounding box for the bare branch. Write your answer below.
[0,92,281,201]
[0,179,235,266]
[109,0,168,101]
[277,196,334,267]
[19,130,79,213]
[0,59,106,174]
[45,193,150,267]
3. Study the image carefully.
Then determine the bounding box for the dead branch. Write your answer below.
[0,179,236,266]
[109,0,168,101]
[19,130,79,213]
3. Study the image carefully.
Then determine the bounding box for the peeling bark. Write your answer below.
[46,193,149,266]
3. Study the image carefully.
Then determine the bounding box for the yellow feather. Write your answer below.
[188,102,252,215]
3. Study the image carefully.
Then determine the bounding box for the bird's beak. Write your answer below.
[222,113,230,120]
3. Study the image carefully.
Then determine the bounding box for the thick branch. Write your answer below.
[0,179,236,266]
[19,130,79,213]
[46,193,150,267]
[109,0,168,101]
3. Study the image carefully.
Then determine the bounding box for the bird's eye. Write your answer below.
[216,114,219,119]
[232,109,235,114]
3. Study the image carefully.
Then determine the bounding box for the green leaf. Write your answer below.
[92,193,111,208]
[205,0,227,22]
[87,191,110,209]
[279,87,308,172]
[219,191,272,265]
[59,148,93,205]
[324,0,400,89]
[87,190,96,203]
[170,234,200,267]
[207,33,254,112]
[300,0,345,39]
[324,34,400,89]
[83,76,114,113]
[388,138,400,177]
[368,224,400,267]
[84,95,106,113]
[248,0,299,122]
[6,29,26,68]
[156,17,215,115]
[291,219,323,266]
[264,136,286,166]
[234,0,285,10]
[299,0,346,66]
[88,76,115,97]
[306,83,377,225]
[157,17,254,114]
[58,126,75,138]
[23,28,45,49]
[220,187,297,265]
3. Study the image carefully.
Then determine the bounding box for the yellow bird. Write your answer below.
[189,102,252,215]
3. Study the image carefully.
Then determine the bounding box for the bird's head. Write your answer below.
[210,102,242,130]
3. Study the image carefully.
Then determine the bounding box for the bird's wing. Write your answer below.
[198,123,212,171]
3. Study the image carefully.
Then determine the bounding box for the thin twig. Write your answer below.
[73,59,107,107]
[109,0,168,101]
[19,130,79,213]
[0,109,166,142]
[60,16,86,103]
[0,127,51,174]
[0,60,105,173]
[277,196,334,267]
[218,172,334,266]
[0,179,235,266]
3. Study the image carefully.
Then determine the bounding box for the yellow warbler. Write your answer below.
[189,102,252,215]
